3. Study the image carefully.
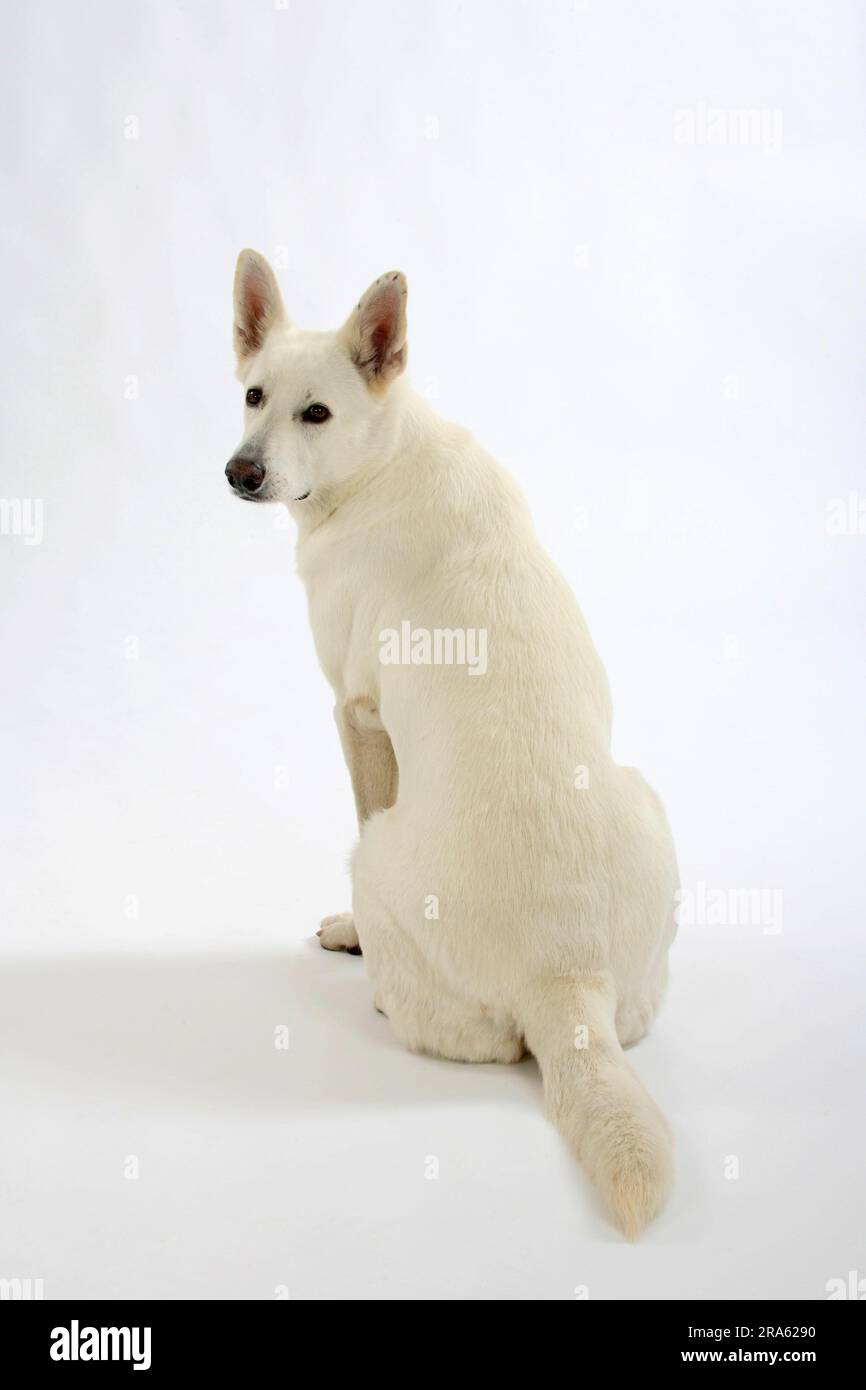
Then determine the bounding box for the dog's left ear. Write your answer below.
[233,249,288,365]
[340,272,407,392]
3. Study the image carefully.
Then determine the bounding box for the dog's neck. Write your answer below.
[290,384,438,539]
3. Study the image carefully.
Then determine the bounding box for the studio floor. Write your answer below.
[1,847,862,1299]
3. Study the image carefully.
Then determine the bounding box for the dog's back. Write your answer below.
[311,401,678,1236]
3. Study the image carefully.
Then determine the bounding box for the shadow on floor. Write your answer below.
[0,945,542,1118]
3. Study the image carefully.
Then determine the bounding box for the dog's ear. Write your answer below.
[233,250,287,364]
[340,272,407,392]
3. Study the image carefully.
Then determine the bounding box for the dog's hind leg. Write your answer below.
[374,933,525,1063]
[352,820,524,1063]
[372,929,524,1063]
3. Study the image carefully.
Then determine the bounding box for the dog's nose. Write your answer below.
[225,457,266,494]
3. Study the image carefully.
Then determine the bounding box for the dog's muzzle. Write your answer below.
[225,456,266,496]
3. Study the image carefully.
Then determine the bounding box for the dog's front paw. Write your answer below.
[317,912,362,954]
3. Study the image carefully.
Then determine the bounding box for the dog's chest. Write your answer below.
[302,560,382,703]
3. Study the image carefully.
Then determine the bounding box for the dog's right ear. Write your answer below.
[233,250,288,366]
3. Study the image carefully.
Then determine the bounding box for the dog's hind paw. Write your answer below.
[317,912,362,954]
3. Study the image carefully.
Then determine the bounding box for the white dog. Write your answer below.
[226,252,679,1238]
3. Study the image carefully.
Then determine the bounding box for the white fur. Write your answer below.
[228,253,679,1238]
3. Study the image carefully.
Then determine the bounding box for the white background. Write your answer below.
[1,0,864,1300]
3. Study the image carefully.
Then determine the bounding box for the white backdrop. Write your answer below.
[1,0,864,1300]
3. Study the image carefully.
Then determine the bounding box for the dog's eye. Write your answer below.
[301,402,331,424]
[245,387,264,407]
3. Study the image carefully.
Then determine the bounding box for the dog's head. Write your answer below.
[225,251,408,510]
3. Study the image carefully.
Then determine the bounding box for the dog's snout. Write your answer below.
[225,456,266,494]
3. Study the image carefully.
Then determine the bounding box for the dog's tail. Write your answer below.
[521,971,673,1239]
